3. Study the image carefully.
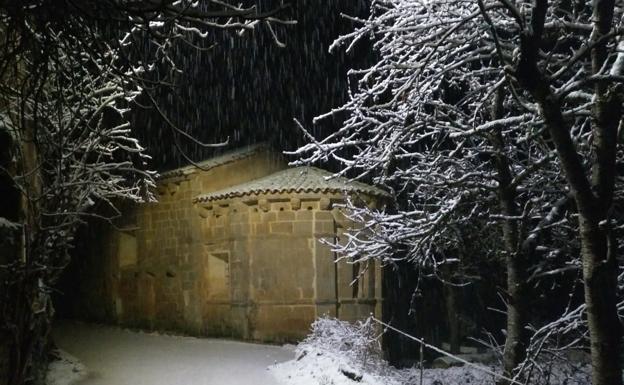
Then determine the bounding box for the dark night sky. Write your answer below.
[133,1,372,172]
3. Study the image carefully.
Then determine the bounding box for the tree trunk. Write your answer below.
[580,220,622,385]
[529,90,623,385]
[0,333,10,385]
[501,254,528,380]
[490,89,530,383]
[3,108,54,385]
[499,212,530,383]
[514,14,624,379]
[443,275,461,354]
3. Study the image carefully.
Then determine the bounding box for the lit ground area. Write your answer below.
[50,321,294,385]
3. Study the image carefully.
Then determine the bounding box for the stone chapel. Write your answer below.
[68,144,387,342]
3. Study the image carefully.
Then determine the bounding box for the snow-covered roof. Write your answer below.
[159,143,269,180]
[194,166,389,203]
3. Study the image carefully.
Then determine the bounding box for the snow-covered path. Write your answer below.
[52,321,294,385]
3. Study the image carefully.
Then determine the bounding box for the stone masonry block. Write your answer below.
[260,212,276,223]
[295,210,313,221]
[314,220,335,236]
[290,197,301,210]
[319,197,332,210]
[277,210,295,221]
[255,223,269,235]
[293,221,313,235]
[270,222,293,234]
[315,211,333,221]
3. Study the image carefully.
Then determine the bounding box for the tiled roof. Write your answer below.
[158,143,268,180]
[194,166,389,203]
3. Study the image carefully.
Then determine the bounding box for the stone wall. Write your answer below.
[68,147,286,334]
[67,148,382,342]
[195,192,382,342]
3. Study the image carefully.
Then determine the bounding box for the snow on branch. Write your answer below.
[290,0,624,379]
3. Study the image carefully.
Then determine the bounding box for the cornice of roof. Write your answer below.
[194,166,390,203]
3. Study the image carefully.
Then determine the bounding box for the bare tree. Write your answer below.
[0,2,292,384]
[291,1,624,384]
[504,2,624,384]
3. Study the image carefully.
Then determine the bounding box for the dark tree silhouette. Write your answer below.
[0,2,291,384]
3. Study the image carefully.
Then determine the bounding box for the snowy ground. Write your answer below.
[48,318,591,385]
[269,318,591,385]
[49,321,294,385]
[46,349,87,385]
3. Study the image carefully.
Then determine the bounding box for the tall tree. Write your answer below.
[0,2,291,384]
[506,1,624,384]
[292,1,624,383]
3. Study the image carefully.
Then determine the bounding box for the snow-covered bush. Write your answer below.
[273,317,497,385]
[271,317,591,385]
[272,317,396,385]
[299,317,382,366]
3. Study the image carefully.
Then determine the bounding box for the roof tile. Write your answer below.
[194,167,388,203]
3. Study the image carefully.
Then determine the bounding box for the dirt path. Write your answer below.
[52,321,294,385]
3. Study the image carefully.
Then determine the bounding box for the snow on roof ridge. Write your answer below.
[158,143,269,180]
[194,166,389,203]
